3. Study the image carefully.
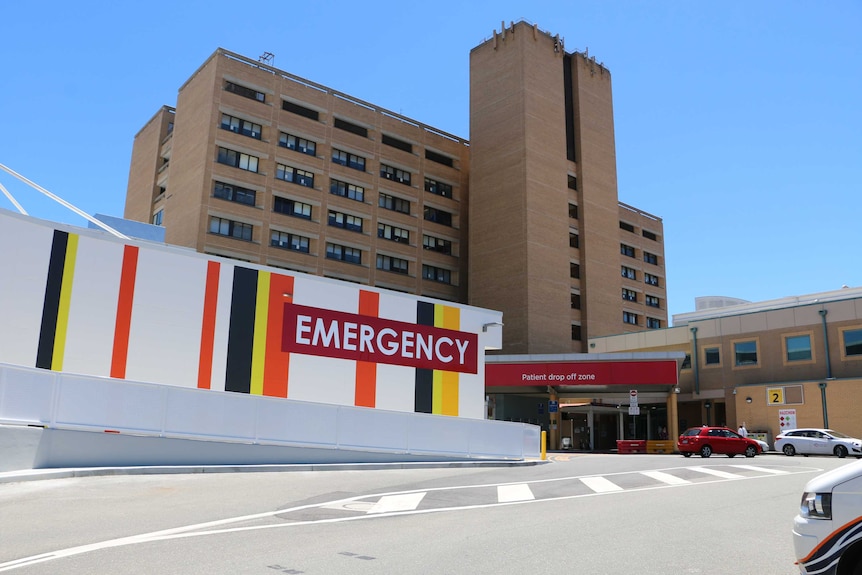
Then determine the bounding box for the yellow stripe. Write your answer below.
[432,369,444,413]
[250,271,270,395]
[433,305,460,416]
[52,234,78,371]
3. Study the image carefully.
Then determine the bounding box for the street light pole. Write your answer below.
[818,382,829,428]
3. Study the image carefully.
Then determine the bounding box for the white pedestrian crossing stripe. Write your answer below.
[733,464,789,475]
[640,470,691,485]
[688,466,744,479]
[497,484,535,502]
[580,476,624,492]
[367,492,426,514]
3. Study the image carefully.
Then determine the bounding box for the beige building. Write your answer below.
[125,21,667,359]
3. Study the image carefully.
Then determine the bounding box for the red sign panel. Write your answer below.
[485,360,678,386]
[282,303,478,373]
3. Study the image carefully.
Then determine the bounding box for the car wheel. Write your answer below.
[700,445,712,458]
[727,454,736,458]
[682,452,692,458]
[745,446,757,458]
[835,445,848,459]
[783,444,796,456]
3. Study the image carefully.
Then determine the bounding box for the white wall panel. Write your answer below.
[208,262,235,393]
[163,387,257,439]
[374,363,415,412]
[288,354,355,405]
[53,373,164,432]
[337,407,409,450]
[294,275,358,313]
[378,292,417,322]
[0,363,55,423]
[255,396,338,445]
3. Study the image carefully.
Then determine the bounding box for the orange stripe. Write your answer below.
[355,290,379,407]
[197,261,220,389]
[110,245,139,378]
[263,273,294,398]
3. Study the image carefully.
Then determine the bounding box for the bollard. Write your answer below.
[541,430,547,460]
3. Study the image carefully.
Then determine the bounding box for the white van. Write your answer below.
[793,459,862,574]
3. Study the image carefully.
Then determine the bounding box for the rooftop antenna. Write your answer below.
[259,51,274,66]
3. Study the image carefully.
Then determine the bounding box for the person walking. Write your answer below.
[737,422,748,437]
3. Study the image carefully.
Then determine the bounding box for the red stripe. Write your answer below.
[110,246,139,378]
[264,274,294,398]
[197,261,220,389]
[355,290,379,407]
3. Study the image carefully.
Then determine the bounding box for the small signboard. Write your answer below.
[628,406,641,416]
[768,387,785,405]
[779,409,797,431]
[549,400,559,413]
[629,390,638,405]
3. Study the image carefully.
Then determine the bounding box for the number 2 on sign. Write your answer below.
[767,387,785,404]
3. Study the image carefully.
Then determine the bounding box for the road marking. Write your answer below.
[580,476,623,492]
[733,465,789,475]
[640,470,691,485]
[497,483,535,502]
[367,492,426,514]
[688,466,744,479]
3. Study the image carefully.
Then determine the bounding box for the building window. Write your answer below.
[647,317,661,329]
[382,134,413,153]
[644,252,658,265]
[217,147,259,173]
[209,216,252,241]
[332,148,366,171]
[377,254,409,275]
[785,334,813,362]
[381,164,411,185]
[425,149,453,167]
[646,295,660,308]
[681,355,691,369]
[620,221,635,233]
[567,175,577,191]
[571,293,581,310]
[734,340,758,366]
[326,243,361,264]
[279,132,316,156]
[270,231,309,253]
[570,263,580,279]
[220,114,262,139]
[152,210,163,226]
[379,223,410,244]
[328,210,363,233]
[621,243,635,258]
[379,193,410,214]
[424,177,453,198]
[623,311,639,325]
[643,229,658,241]
[705,347,721,365]
[843,328,862,357]
[330,179,365,202]
[423,234,451,254]
[621,266,636,280]
[424,206,453,227]
[225,81,265,103]
[422,264,451,284]
[645,273,660,286]
[569,203,579,220]
[622,288,637,302]
[214,181,256,206]
[273,196,312,220]
[282,99,319,121]
[276,164,314,188]
[333,118,368,138]
[569,233,580,249]
[571,324,582,341]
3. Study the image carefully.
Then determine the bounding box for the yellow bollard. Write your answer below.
[541,430,547,460]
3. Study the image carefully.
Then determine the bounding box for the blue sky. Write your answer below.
[1,1,859,321]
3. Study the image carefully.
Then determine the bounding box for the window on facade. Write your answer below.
[647,317,661,329]
[424,177,453,198]
[273,196,312,220]
[646,295,660,308]
[270,231,309,253]
[377,254,409,275]
[644,252,658,265]
[571,293,581,310]
[326,243,362,264]
[279,132,316,156]
[333,118,368,138]
[214,181,256,206]
[424,206,453,227]
[623,311,639,325]
[843,328,862,357]
[621,266,636,280]
[328,210,363,233]
[423,234,451,254]
[332,148,366,171]
[569,204,579,220]
[643,229,658,241]
[282,99,319,121]
[209,216,252,241]
[786,334,813,362]
[705,347,721,365]
[734,340,758,366]
[567,175,577,190]
[681,355,692,369]
[620,221,635,233]
[380,164,411,185]
[622,288,637,302]
[621,243,635,258]
[379,223,410,244]
[379,193,410,214]
[644,273,660,286]
[225,81,265,103]
[425,149,453,167]
[569,233,580,249]
[220,114,262,139]
[276,164,314,188]
[382,134,413,153]
[217,147,259,173]
[422,264,451,284]
[152,210,163,226]
[570,263,580,279]
[571,324,582,341]
[329,179,364,202]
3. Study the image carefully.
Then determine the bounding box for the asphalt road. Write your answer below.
[0,453,850,574]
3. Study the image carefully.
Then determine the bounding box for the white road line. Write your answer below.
[580,476,623,492]
[367,492,426,514]
[688,466,744,479]
[640,470,691,485]
[733,465,789,475]
[497,484,535,502]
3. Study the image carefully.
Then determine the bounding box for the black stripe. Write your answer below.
[225,267,257,393]
[563,53,576,163]
[36,230,68,369]
[414,301,435,413]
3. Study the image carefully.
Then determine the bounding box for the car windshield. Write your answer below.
[825,430,851,438]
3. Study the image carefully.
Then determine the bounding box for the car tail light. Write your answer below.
[800,492,832,520]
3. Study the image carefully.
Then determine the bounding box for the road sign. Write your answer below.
[628,406,641,416]
[629,390,638,405]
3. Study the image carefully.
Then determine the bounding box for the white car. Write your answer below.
[776,429,862,459]
[793,459,862,574]
[754,438,770,453]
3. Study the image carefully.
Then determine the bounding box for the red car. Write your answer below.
[677,426,762,458]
